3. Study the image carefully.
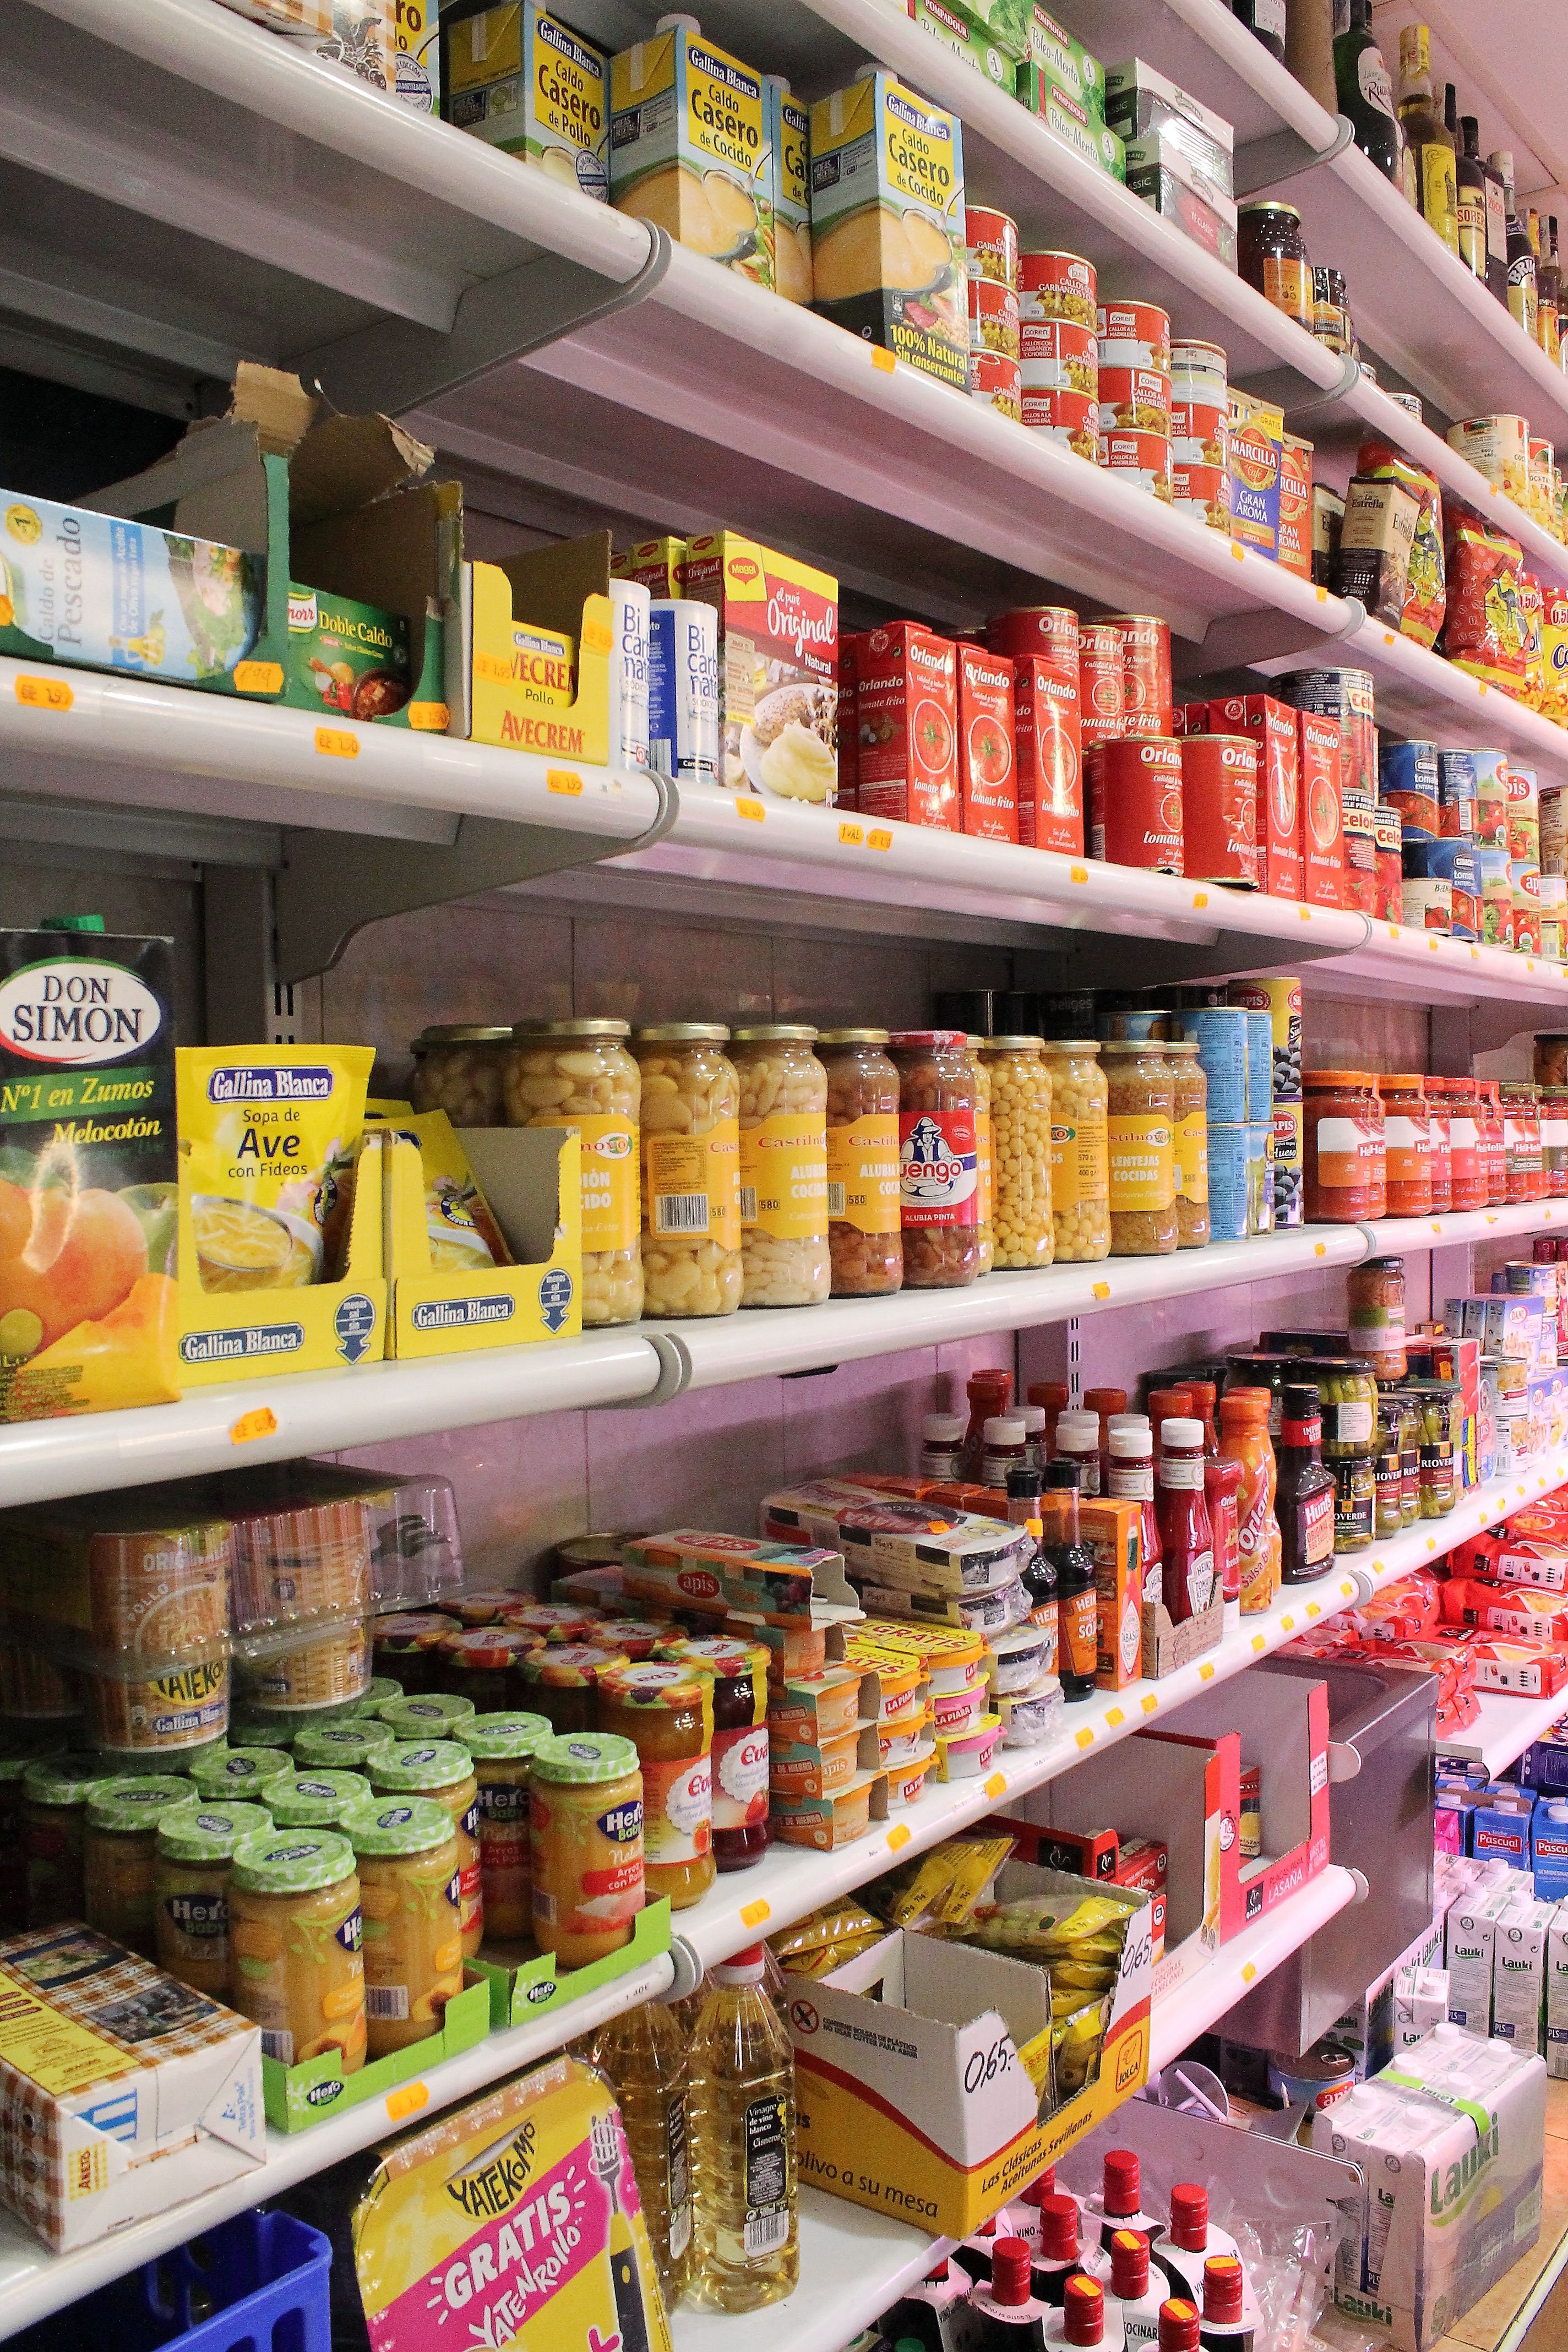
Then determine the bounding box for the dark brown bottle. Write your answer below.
[1541,216,1564,364]
[1276,1382,1337,1583]
[1455,101,1488,283]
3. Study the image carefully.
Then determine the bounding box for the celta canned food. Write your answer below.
[1099,429,1173,500]
[1087,737,1184,873]
[1182,736,1259,885]
[1022,384,1097,459]
[1105,614,1173,737]
[970,351,1022,421]
[1274,668,1377,803]
[1019,318,1098,394]
[1019,249,1096,326]
[1342,803,1377,914]
[1098,366,1171,435]
[1080,620,1124,746]
[968,275,1020,358]
[965,204,1019,288]
[1380,741,1440,836]
[1097,298,1170,371]
[1373,803,1402,923]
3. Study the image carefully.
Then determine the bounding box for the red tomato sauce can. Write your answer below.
[986,606,1078,670]
[1104,613,1173,738]
[1087,737,1184,873]
[1182,736,1259,885]
[1080,620,1124,746]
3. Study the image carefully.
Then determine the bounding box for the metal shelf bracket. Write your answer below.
[1233,111,1358,200]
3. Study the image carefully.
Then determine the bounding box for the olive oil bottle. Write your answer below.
[1397,24,1456,254]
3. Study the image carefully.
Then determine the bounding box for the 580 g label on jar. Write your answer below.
[739,1115,829,1239]
[646,1129,742,1248]
[899,1109,977,1226]
[1051,1107,1109,1206]
[826,1114,900,1233]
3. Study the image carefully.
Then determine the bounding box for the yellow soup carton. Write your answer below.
[768,74,814,304]
[442,1,609,200]
[810,73,968,390]
[610,23,774,288]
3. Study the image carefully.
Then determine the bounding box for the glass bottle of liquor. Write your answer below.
[1474,131,1510,303]
[1333,0,1402,187]
[1455,108,1488,284]
[1539,216,1563,363]
[1231,0,1285,66]
[1397,25,1457,252]
[1493,151,1540,337]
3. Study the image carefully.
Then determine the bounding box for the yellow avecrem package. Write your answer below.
[352,2053,673,2352]
[177,1046,373,1292]
[366,1107,511,1271]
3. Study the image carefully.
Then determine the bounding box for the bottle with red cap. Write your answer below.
[957,2209,1019,2286]
[1083,2150,1160,2262]
[1032,2193,1095,2309]
[968,2235,1052,2348]
[1197,2257,1253,2352]
[1152,2185,1240,2303]
[1158,2297,1201,2352]
[1042,2271,1112,2350]
[1104,2229,1166,2349]
[878,2254,971,2350]
[1010,2167,1061,2259]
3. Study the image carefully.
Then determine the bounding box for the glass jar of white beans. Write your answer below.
[965,1037,995,1277]
[731,1027,831,1308]
[1039,1041,1110,1261]
[816,1029,902,1296]
[981,1038,1054,1270]
[409,1027,510,1126]
[503,1020,642,1326]
[631,1026,743,1317]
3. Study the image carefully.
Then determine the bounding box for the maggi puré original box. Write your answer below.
[442,1,609,199]
[0,927,180,1421]
[609,23,773,285]
[682,531,837,800]
[810,73,968,390]
[0,1925,263,2251]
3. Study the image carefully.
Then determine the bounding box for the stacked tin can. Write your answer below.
[1471,748,1513,948]
[1019,249,1097,460]
[1507,760,1543,953]
[1273,667,1377,915]
[1096,297,1172,502]
[1384,741,1481,942]
[1177,991,1280,1240]
[1542,782,1568,958]
[1170,338,1229,533]
[966,204,1021,424]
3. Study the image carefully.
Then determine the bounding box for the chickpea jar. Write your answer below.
[816,1030,902,1295]
[366,1741,483,1958]
[154,1799,273,1997]
[982,1038,1054,1270]
[1167,1039,1210,1248]
[504,1019,642,1326]
[344,1796,463,2058]
[1041,1041,1110,1261]
[632,1025,743,1317]
[465,1712,551,1943]
[409,1026,510,1126]
[1102,1041,1178,1256]
[84,1776,199,1958]
[228,1828,367,2073]
[888,1032,982,1288]
[966,1038,995,1276]
[728,1027,830,1307]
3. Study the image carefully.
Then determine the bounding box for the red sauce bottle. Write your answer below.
[1155,1418,1216,1624]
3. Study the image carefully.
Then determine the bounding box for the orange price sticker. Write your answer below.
[15,674,72,712]
[386,2083,429,2123]
[230,1407,277,1446]
[886,1822,912,1851]
[1070,865,1088,883]
[233,660,283,696]
[1104,1707,1125,1729]
[839,820,864,846]
[740,1898,771,1928]
[868,829,892,851]
[547,770,583,796]
[1141,1694,1158,1714]
[984,1772,1006,1799]
[1314,1242,1326,1257]
[1299,906,1312,921]
[583,616,613,656]
[872,347,896,373]
[1075,1726,1095,1749]
[315,727,359,759]
[407,701,450,732]
[737,798,765,823]
[1230,543,1245,562]
[1191,891,1209,909]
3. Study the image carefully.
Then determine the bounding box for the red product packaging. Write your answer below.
[1113,1836,1168,1961]
[1014,652,1084,853]
[1298,710,1345,907]
[1087,736,1183,874]
[1441,1577,1568,1642]
[1468,1635,1568,1697]
[1207,694,1302,901]
[1182,734,1259,886]
[1175,701,1211,737]
[1277,433,1313,580]
[837,632,860,811]
[856,622,960,830]
[1080,619,1124,746]
[992,1818,1121,1878]
[1105,613,1173,737]
[986,606,1079,668]
[957,643,1018,842]
[1373,802,1402,922]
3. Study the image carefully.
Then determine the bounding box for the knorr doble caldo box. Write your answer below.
[0,925,179,1421]
[610,20,773,287]
[810,72,967,390]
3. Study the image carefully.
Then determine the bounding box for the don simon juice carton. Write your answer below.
[0,922,179,1420]
[810,71,967,389]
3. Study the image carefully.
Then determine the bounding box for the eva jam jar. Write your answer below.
[597,1663,715,1910]
[1303,1070,1386,1221]
[529,1732,645,1970]
[663,1635,771,1871]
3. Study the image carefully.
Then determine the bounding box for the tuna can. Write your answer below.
[1181,734,1258,887]
[1018,249,1096,326]
[1207,1121,1250,1240]
[1437,747,1478,839]
[1401,831,1452,933]
[1171,336,1228,395]
[1079,620,1124,745]
[1473,748,1509,847]
[1173,463,1231,532]
[1183,1006,1250,1124]
[1104,613,1173,738]
[965,204,1019,288]
[1098,364,1171,435]
[609,578,651,773]
[1379,739,1439,835]
[1019,318,1098,394]
[1086,737,1183,873]
[1021,384,1097,460]
[968,274,1020,359]
[1098,428,1173,500]
[970,350,1022,422]
[649,598,719,783]
[1097,298,1170,371]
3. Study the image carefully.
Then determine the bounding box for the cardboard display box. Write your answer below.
[383,1126,581,1358]
[1148,1662,1330,1939]
[265,1973,491,2135]
[472,1899,671,2031]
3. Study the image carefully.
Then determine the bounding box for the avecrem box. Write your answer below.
[610,24,773,286]
[442,3,608,198]
[810,73,968,390]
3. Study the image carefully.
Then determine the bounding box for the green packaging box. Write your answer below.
[1020,68,1125,178]
[1028,4,1106,118]
[906,0,1019,94]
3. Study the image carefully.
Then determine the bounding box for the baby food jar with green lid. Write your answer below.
[266,1770,373,1830]
[228,1828,366,2074]
[344,1795,463,2059]
[22,1754,113,1931]
[366,1740,482,1958]
[465,1712,551,1944]
[379,1693,477,1742]
[85,1775,199,1958]
[188,1747,293,1804]
[154,1799,273,1997]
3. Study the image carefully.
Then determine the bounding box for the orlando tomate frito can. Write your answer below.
[1182,736,1259,885]
[1087,736,1184,874]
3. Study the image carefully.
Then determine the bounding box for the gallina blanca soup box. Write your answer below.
[0,927,179,1421]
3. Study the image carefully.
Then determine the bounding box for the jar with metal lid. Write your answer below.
[1378,1382,1420,1526]
[465,1711,550,1941]
[1315,1359,1379,1457]
[731,1026,830,1308]
[380,1692,477,1743]
[1103,1042,1177,1256]
[1408,1380,1459,1517]
[659,1636,770,1871]
[343,1795,463,2057]
[982,1038,1054,1269]
[1379,1075,1433,1216]
[1500,1081,1544,1202]
[409,1026,510,1126]
[154,1799,273,1997]
[228,1827,366,2073]
[1303,1071,1386,1221]
[1166,1039,1209,1248]
[597,1662,715,1910]
[84,1774,199,1958]
[1224,1353,1293,1436]
[888,1032,982,1288]
[529,1731,645,1969]
[632,1025,743,1317]
[372,1611,460,1697]
[817,1030,902,1295]
[519,1642,631,1738]
[1445,1077,1487,1210]
[1040,1041,1110,1261]
[1427,1080,1452,1212]
[955,1039,991,1277]
[503,1019,642,1326]
[1478,1081,1508,1205]
[1544,1087,1568,1197]
[1373,1406,1404,1538]
[1349,1257,1406,1378]
[23,1754,110,1930]
[366,1739,483,1958]
[188,1747,293,1805]
[436,1627,540,1712]
[1238,200,1313,328]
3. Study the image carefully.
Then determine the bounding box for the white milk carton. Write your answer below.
[608,579,650,771]
[1491,1896,1554,2054]
[1394,1966,1450,2049]
[1546,1901,1568,2079]
[1446,1886,1515,2035]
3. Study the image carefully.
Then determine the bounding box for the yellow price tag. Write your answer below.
[984,1772,1006,1798]
[839,820,864,845]
[741,1898,771,1928]
[386,2083,429,2122]
[233,660,283,695]
[315,727,359,759]
[15,674,72,711]
[737,798,765,823]
[872,347,896,373]
[886,1822,912,1851]
[230,1407,278,1446]
[407,701,450,732]
[547,770,583,796]
[868,829,893,851]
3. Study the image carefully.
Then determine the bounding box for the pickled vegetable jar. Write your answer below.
[1303,1071,1385,1221]
[816,1029,902,1296]
[227,1827,366,2073]
[888,1033,982,1289]
[1348,1256,1406,1378]
[633,1025,743,1317]
[465,1711,549,1943]
[366,1740,483,1958]
[1041,1041,1110,1261]
[1103,1042,1177,1256]
[982,1038,1055,1270]
[1408,1379,1459,1517]
[1167,1040,1210,1249]
[84,1775,199,1958]
[1379,1075,1432,1216]
[530,1732,644,1969]
[409,1026,509,1126]
[597,1662,715,1910]
[503,1019,642,1326]
[1315,1358,1378,1554]
[154,1798,273,1997]
[1544,1087,1568,1198]
[344,1795,462,2057]
[1374,1407,1404,1538]
[731,1027,830,1308]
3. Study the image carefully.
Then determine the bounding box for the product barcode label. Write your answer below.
[655,1193,709,1234]
[739,1185,758,1222]
[827,1182,847,1217]
[743,2209,791,2255]
[366,1986,410,2019]
[262,2028,295,2063]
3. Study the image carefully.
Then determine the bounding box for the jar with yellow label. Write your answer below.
[435,1626,542,1711]
[982,1038,1054,1270]
[1103,1041,1178,1256]
[1040,1041,1110,1261]
[366,1741,483,1957]
[344,1795,464,2057]
[465,1711,551,1943]
[597,1663,715,1910]
[228,1827,366,2073]
[519,1642,630,1737]
[730,1027,830,1308]
[154,1799,273,1997]
[410,1026,510,1125]
[380,1693,476,1743]
[530,1732,644,1969]
[23,1754,112,1930]
[188,1747,293,1805]
[816,1030,902,1296]
[1167,1041,1210,1248]
[292,1721,396,1774]
[633,1025,743,1317]
[503,1019,643,1326]
[84,1775,199,1958]
[966,1038,995,1277]
[267,1770,372,1830]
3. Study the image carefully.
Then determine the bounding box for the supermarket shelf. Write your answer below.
[1309,619,1568,795]
[1438,1687,1568,1779]
[0,1943,677,2341]
[1148,1866,1360,2072]
[1362,1201,1568,1254]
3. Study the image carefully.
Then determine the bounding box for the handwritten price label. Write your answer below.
[16,675,72,712]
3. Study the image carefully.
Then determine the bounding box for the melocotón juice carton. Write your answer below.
[609,21,772,286]
[0,927,179,1420]
[809,72,968,390]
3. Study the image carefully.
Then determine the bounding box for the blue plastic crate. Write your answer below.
[15,2211,330,2352]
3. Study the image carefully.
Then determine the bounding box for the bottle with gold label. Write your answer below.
[1397,25,1456,254]
[1455,106,1489,284]
[1494,150,1540,338]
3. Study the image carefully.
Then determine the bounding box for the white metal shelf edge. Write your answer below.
[1148,1866,1359,2072]
[1436,1687,1568,1779]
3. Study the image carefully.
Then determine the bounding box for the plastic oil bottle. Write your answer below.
[586,1996,693,2305]
[688,1943,799,2310]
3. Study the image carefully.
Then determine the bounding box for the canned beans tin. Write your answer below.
[1080,620,1125,746]
[970,351,1022,421]
[1173,463,1231,532]
[1098,365,1171,435]
[966,204,1019,288]
[1023,385,1097,460]
[969,276,1020,358]
[1105,614,1173,738]
[1183,736,1259,885]
[1088,737,1184,874]
[1019,250,1096,327]
[1171,396,1227,467]
[1020,318,1098,395]
[1099,429,1173,500]
[1097,300,1171,371]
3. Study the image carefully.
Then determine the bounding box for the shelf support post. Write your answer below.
[1233,112,1357,199]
